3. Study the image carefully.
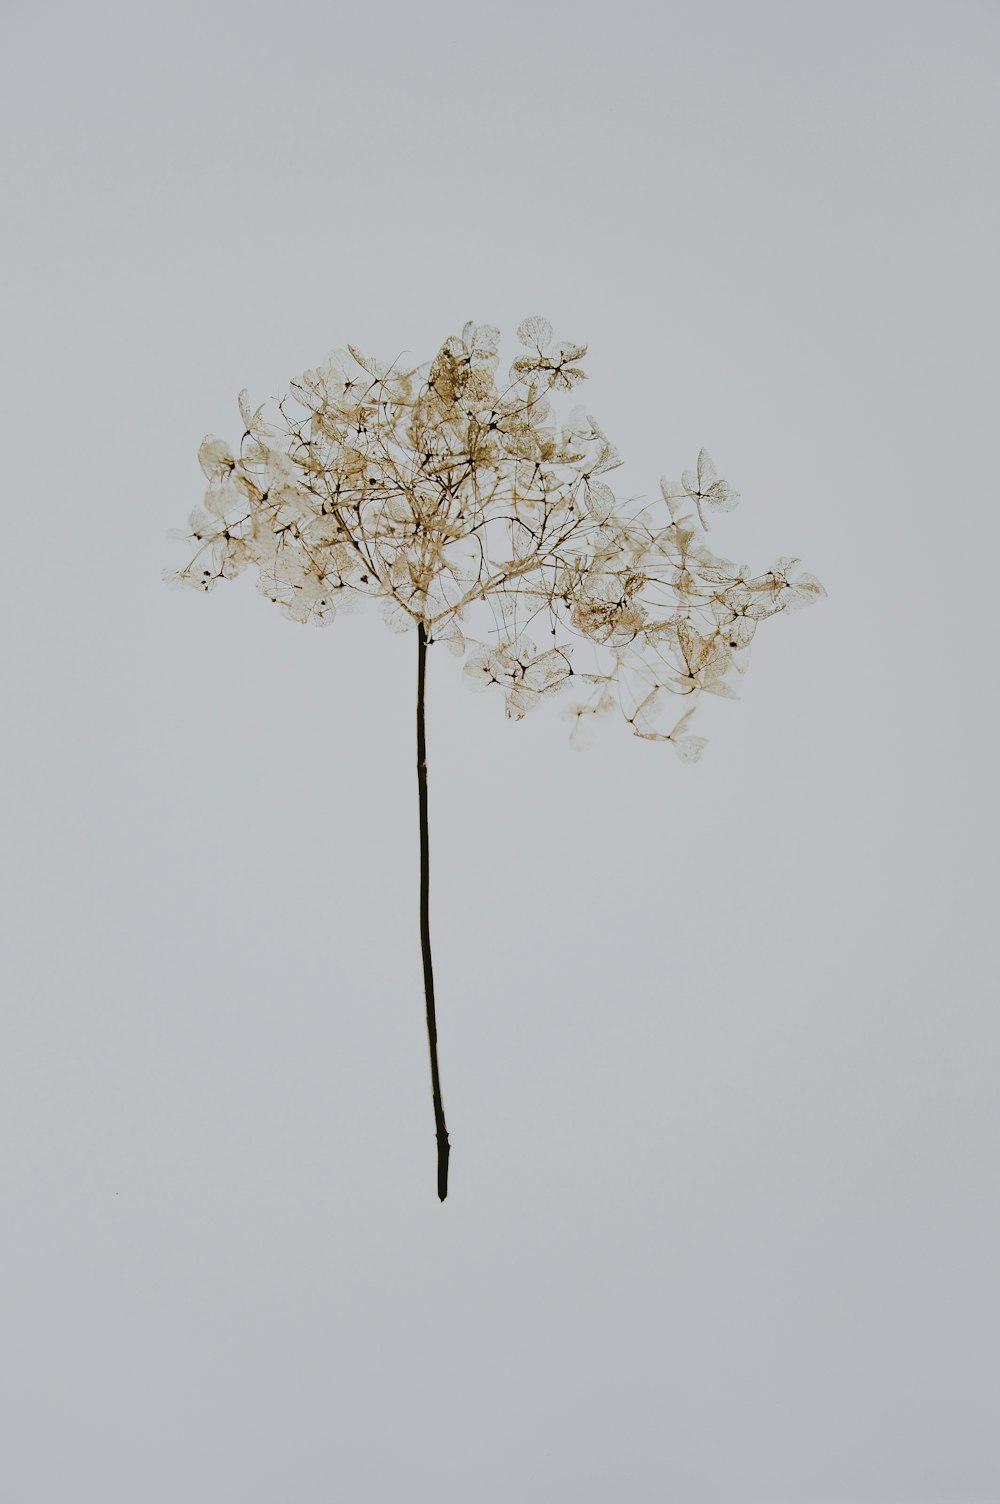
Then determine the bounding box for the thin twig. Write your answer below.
[416,622,450,1200]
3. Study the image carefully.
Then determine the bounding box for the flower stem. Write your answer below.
[416,622,450,1201]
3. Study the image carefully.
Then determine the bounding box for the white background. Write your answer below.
[2,1,998,1498]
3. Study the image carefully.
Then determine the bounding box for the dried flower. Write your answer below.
[166,318,824,1199]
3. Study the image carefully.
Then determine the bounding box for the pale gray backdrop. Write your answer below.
[2,1,998,1499]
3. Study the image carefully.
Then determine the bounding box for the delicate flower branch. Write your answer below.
[166,317,825,1197]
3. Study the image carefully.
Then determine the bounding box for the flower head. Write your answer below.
[167,319,824,758]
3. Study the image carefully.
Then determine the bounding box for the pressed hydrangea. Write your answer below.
[167,317,824,1198]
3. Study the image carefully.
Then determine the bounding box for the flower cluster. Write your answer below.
[166,317,824,759]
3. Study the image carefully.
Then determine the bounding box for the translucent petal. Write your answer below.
[630,685,671,735]
[568,712,596,750]
[511,355,544,383]
[463,648,498,691]
[505,683,539,719]
[669,705,698,739]
[522,647,572,693]
[783,572,826,609]
[516,315,553,350]
[704,479,740,513]
[198,436,235,480]
[238,389,271,437]
[548,364,587,390]
[671,735,707,763]
[583,479,616,520]
[346,345,388,379]
[701,679,738,700]
[380,594,413,633]
[593,441,622,474]
[335,587,364,618]
[467,322,500,356]
[203,478,245,519]
[436,619,466,656]
[659,477,692,522]
[187,505,215,538]
[162,565,196,590]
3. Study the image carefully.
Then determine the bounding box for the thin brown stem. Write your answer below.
[416,622,450,1201]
